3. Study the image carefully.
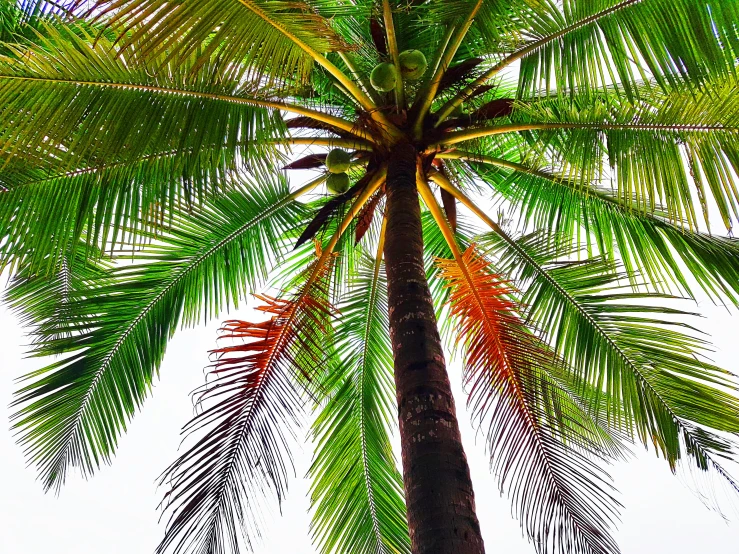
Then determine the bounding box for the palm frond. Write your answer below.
[3,238,111,339]
[157,250,336,554]
[310,241,410,554]
[0,23,287,165]
[507,83,739,229]
[97,0,346,86]
[437,246,621,554]
[464,154,739,306]
[0,141,279,272]
[0,0,64,47]
[11,178,306,490]
[506,0,739,99]
[482,231,739,495]
[0,23,291,263]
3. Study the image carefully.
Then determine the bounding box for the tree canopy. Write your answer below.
[2,1,739,553]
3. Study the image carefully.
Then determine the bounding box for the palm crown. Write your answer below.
[3,1,739,553]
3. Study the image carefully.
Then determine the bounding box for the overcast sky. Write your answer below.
[2,284,739,553]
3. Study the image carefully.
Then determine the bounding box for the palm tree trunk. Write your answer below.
[383,142,485,554]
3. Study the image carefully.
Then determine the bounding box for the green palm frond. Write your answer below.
[310,245,410,554]
[418,0,529,54]
[98,0,349,90]
[0,22,292,265]
[0,23,286,166]
[466,155,739,305]
[507,83,739,229]
[3,238,111,339]
[432,0,739,123]
[11,178,306,490]
[0,141,276,272]
[482,231,739,490]
[0,0,58,46]
[512,0,739,99]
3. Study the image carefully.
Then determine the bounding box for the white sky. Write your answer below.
[2,287,739,553]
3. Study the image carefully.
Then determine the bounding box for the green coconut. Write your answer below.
[326,172,350,195]
[370,62,398,92]
[398,50,427,80]
[325,148,351,174]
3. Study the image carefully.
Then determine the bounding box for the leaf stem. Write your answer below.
[411,1,482,138]
[338,52,381,105]
[382,0,405,109]
[0,74,372,140]
[434,122,735,147]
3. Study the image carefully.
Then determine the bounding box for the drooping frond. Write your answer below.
[0,23,289,264]
[11,178,307,490]
[0,142,278,272]
[437,246,622,554]
[463,153,739,306]
[482,232,739,497]
[3,238,111,340]
[157,251,336,554]
[512,0,739,99]
[310,240,410,554]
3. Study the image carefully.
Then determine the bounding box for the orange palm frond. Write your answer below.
[437,246,622,554]
[437,245,527,388]
[156,251,335,554]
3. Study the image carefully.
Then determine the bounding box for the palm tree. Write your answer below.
[3,0,739,552]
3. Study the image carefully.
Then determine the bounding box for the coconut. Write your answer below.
[325,149,351,174]
[370,62,398,92]
[398,50,427,80]
[326,172,350,195]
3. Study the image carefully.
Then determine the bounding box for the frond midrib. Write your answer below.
[357,241,386,550]
[0,74,362,136]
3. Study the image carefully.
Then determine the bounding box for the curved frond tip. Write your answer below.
[438,246,622,554]
[158,250,336,554]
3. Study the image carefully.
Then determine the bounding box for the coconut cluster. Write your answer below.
[325,148,352,194]
[323,50,430,194]
[370,50,427,92]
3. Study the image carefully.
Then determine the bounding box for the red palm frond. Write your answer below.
[437,246,621,554]
[157,252,335,554]
[282,153,327,170]
[437,58,483,94]
[354,191,382,244]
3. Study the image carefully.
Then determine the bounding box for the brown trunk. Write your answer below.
[383,142,485,554]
